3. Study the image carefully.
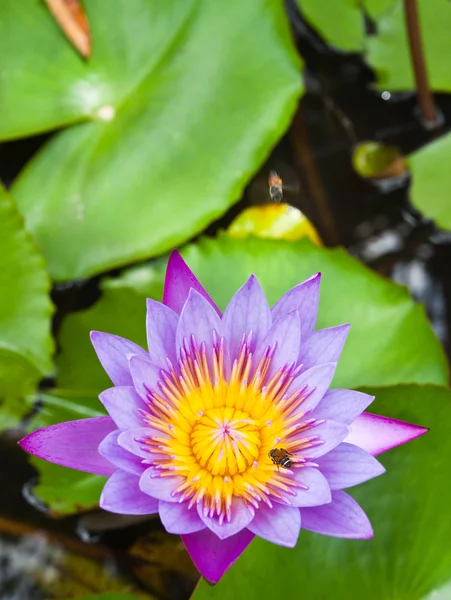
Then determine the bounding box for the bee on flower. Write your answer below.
[19,250,427,583]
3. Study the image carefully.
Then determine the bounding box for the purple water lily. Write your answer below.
[20,250,427,582]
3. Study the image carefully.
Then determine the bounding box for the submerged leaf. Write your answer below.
[352,141,406,180]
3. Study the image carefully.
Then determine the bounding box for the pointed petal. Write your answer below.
[301,490,373,539]
[163,250,221,316]
[271,273,321,339]
[176,288,222,357]
[299,324,350,370]
[287,363,337,415]
[254,311,300,379]
[303,419,350,459]
[100,470,159,515]
[117,427,168,459]
[312,389,374,425]
[223,274,271,358]
[128,355,161,399]
[146,299,178,367]
[19,417,116,476]
[289,467,331,507]
[90,331,147,386]
[139,467,183,502]
[98,430,146,476]
[247,503,301,547]
[99,386,148,429]
[316,442,385,490]
[159,500,206,534]
[345,412,428,456]
[182,528,254,583]
[198,497,254,539]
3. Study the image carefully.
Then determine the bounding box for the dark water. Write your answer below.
[1,3,451,598]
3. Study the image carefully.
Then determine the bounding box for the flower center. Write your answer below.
[141,332,323,521]
[191,408,260,475]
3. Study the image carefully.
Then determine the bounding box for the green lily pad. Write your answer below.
[0,184,53,430]
[56,235,447,398]
[408,131,451,230]
[192,384,451,599]
[27,391,107,516]
[297,0,365,52]
[29,457,107,517]
[366,0,451,91]
[4,0,302,281]
[364,0,397,20]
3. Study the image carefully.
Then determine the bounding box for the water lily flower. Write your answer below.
[19,250,427,583]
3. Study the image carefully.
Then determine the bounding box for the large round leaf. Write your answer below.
[0,185,53,429]
[5,0,302,280]
[366,0,451,91]
[192,384,451,599]
[56,235,447,398]
[408,132,451,230]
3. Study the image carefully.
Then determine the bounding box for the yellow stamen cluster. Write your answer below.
[142,334,321,522]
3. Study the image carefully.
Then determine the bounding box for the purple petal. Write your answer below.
[312,389,374,425]
[345,412,428,456]
[254,311,300,379]
[99,386,148,429]
[128,354,161,400]
[159,500,206,534]
[163,250,221,316]
[176,288,222,357]
[222,274,271,358]
[298,324,350,370]
[287,363,338,415]
[117,427,168,459]
[98,430,146,476]
[247,503,301,547]
[316,442,385,490]
[197,497,254,539]
[100,470,159,515]
[182,528,254,583]
[146,299,178,368]
[139,467,183,502]
[289,467,331,507]
[90,331,148,386]
[19,417,116,476]
[301,490,373,539]
[271,273,321,339]
[303,419,350,459]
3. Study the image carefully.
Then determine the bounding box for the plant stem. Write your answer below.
[403,0,438,127]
